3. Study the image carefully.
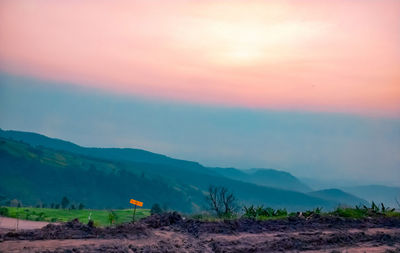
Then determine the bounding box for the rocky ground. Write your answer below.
[1,212,400,252]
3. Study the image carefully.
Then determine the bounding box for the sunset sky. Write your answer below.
[1,0,399,115]
[0,0,399,184]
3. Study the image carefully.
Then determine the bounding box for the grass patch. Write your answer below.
[2,207,150,227]
[242,205,288,220]
[332,202,398,218]
[241,203,400,220]
[188,213,241,222]
[385,212,400,218]
[331,207,367,218]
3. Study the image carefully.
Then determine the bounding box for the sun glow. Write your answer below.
[210,23,269,65]
[0,0,399,115]
[176,15,327,67]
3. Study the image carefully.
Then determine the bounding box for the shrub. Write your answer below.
[275,208,288,216]
[24,209,31,219]
[107,210,118,225]
[61,196,70,209]
[151,203,163,215]
[243,205,257,219]
[0,207,9,216]
[243,205,288,219]
[36,212,45,221]
[302,208,323,218]
[332,202,396,218]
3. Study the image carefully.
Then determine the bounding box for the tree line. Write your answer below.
[0,195,85,210]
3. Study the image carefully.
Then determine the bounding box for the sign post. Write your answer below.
[129,198,143,222]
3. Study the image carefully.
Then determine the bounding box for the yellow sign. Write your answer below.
[130,199,143,207]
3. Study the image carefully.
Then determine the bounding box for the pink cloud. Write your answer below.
[0,0,399,116]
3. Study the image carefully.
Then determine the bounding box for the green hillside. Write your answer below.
[0,129,311,192]
[0,138,202,212]
[0,136,335,212]
[0,129,204,171]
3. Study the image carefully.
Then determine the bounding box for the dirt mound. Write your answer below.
[138,212,241,236]
[140,211,183,228]
[2,219,96,240]
[38,241,202,253]
[2,213,400,250]
[1,218,151,241]
[101,221,150,239]
[1,214,400,252]
[172,215,400,236]
[209,231,400,252]
[134,213,400,237]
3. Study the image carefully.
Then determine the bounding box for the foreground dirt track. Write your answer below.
[1,213,400,252]
[0,217,50,233]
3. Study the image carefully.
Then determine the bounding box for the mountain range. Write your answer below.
[1,128,391,212]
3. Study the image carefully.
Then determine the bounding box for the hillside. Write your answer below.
[0,129,312,191]
[0,136,335,212]
[0,129,204,172]
[212,167,311,192]
[307,189,368,207]
[0,138,202,212]
[341,185,400,208]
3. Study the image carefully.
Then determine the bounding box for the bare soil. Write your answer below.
[0,217,51,234]
[1,213,400,252]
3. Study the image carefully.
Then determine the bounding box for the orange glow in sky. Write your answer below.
[0,0,399,116]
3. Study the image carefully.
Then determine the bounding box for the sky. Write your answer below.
[0,0,399,185]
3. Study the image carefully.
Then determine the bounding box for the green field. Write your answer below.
[2,207,150,227]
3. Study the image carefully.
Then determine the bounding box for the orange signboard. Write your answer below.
[130,199,143,207]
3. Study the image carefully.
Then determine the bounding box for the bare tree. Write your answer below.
[206,185,237,217]
[207,185,221,215]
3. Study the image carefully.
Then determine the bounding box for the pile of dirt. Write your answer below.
[177,215,400,236]
[139,211,183,228]
[2,219,96,240]
[1,218,151,241]
[139,212,242,236]
[38,241,204,253]
[101,221,151,239]
[208,231,400,252]
[1,213,400,252]
[2,213,400,241]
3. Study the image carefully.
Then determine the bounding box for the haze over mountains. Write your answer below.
[210,167,312,193]
[342,185,400,208]
[0,129,398,212]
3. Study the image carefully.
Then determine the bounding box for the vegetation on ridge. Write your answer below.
[0,136,340,212]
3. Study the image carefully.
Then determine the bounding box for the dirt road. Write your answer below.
[0,217,50,233]
[1,213,400,252]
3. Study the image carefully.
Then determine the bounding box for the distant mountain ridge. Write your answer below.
[0,129,309,191]
[307,189,368,207]
[0,129,204,171]
[0,136,334,211]
[210,167,312,192]
[0,128,371,211]
[341,185,400,208]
